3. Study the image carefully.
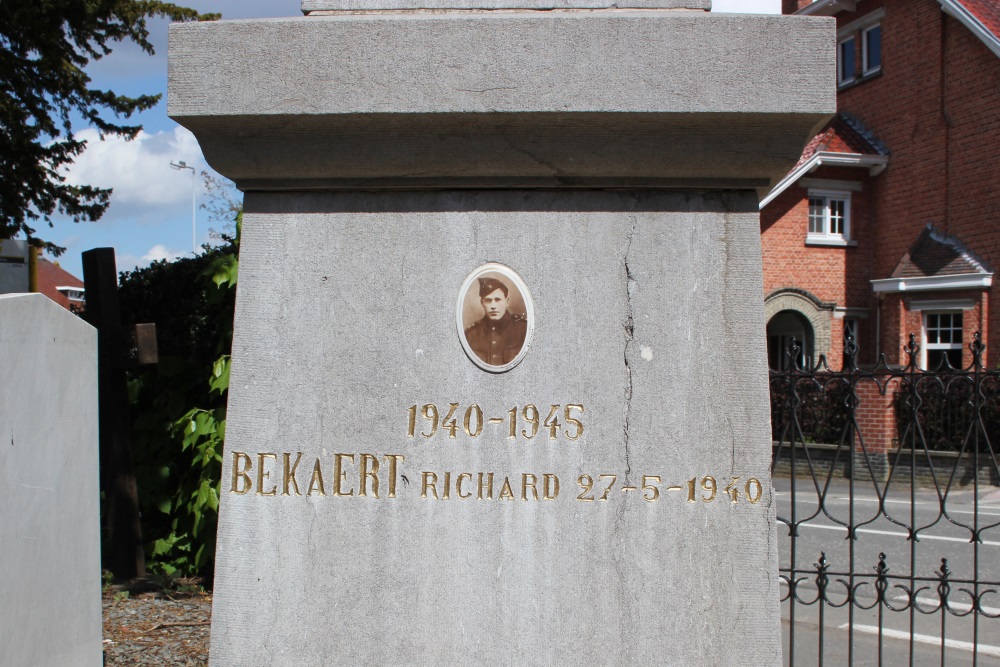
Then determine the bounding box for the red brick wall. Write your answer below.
[855,378,899,454]
[782,0,813,14]
[766,0,1000,365]
[35,258,84,312]
[837,1,946,280]
[941,16,1000,364]
[876,294,903,364]
[830,0,1000,364]
[761,163,878,367]
[892,290,988,369]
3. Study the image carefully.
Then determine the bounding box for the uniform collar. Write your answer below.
[485,312,511,331]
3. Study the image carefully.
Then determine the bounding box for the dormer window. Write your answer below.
[806,190,852,246]
[57,286,85,303]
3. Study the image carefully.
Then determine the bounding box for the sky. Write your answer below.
[41,0,781,279]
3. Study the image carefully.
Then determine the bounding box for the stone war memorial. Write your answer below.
[169,0,833,663]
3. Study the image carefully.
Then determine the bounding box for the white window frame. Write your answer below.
[862,23,882,75]
[923,310,964,370]
[56,286,85,303]
[806,189,852,246]
[837,9,885,86]
[838,36,857,86]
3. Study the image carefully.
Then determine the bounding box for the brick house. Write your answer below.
[764,0,1000,372]
[36,257,85,313]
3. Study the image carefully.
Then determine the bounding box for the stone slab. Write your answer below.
[0,294,101,667]
[168,13,834,191]
[303,1,709,11]
[209,190,780,666]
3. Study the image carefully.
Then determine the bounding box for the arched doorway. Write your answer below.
[764,289,832,370]
[767,310,815,370]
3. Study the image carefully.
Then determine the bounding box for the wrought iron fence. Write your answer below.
[771,333,1000,666]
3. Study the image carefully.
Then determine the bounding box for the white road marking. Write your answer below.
[944,508,1000,517]
[842,499,1000,517]
[838,497,929,506]
[839,623,1000,658]
[795,522,1000,547]
[782,585,1000,615]
[889,595,1000,616]
[776,492,1000,516]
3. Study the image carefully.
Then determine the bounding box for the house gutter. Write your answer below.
[760,152,888,209]
[796,0,857,16]
[871,273,994,293]
[939,0,1000,59]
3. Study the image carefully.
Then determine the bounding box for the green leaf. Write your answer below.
[197,480,211,507]
[209,356,231,394]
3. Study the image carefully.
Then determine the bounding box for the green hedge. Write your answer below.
[118,224,238,578]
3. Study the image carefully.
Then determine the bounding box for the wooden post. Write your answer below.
[27,245,37,292]
[82,248,145,581]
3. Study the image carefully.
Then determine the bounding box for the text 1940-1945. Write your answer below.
[407,403,584,440]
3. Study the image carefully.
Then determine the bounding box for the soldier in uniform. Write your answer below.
[464,276,528,366]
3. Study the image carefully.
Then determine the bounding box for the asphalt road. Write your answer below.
[775,476,1000,665]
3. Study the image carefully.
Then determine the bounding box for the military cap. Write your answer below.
[478,277,509,297]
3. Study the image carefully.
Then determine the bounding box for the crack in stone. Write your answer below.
[497,130,564,177]
[727,415,736,477]
[720,206,738,479]
[453,86,519,93]
[610,215,639,657]
[622,215,637,487]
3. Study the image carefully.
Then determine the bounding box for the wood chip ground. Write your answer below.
[103,588,212,666]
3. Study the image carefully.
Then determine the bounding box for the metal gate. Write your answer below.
[771,334,1000,665]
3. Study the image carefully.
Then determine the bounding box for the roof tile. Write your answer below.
[794,112,888,170]
[892,225,992,279]
[954,0,1000,42]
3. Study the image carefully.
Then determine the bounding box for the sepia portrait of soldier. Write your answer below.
[457,265,533,372]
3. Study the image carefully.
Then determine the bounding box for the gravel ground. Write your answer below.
[103,587,212,666]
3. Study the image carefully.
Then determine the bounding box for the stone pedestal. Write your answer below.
[169,6,833,665]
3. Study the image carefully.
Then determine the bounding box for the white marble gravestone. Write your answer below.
[0,294,101,667]
[169,4,834,665]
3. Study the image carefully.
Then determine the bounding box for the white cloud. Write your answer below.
[114,253,143,272]
[62,125,205,225]
[142,244,186,263]
[114,243,187,274]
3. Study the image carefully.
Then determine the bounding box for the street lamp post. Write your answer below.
[170,160,196,254]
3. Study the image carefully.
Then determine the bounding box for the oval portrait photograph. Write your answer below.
[457,263,534,373]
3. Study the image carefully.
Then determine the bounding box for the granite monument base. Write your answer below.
[209,190,779,665]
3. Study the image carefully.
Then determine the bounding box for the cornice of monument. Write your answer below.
[168,12,835,193]
[303,1,710,10]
